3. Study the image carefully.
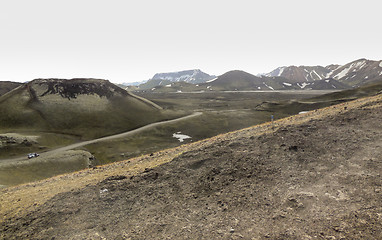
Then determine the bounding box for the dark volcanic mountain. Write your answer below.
[0,78,180,139]
[199,70,285,90]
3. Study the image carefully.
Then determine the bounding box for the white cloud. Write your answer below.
[0,0,381,83]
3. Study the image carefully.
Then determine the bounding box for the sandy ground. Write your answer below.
[1,94,381,239]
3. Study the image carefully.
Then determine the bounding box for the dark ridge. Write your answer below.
[30,78,128,100]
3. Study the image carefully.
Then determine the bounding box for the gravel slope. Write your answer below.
[1,95,382,239]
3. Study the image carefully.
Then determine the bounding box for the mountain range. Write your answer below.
[1,59,381,94]
[135,58,382,92]
[199,70,350,91]
[262,58,382,87]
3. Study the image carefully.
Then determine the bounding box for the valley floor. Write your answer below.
[1,94,382,239]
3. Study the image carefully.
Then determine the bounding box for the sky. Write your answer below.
[0,0,381,84]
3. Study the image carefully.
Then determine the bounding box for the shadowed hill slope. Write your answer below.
[201,70,291,91]
[199,70,348,91]
[1,93,381,239]
[0,79,181,139]
[251,79,382,116]
[0,81,22,96]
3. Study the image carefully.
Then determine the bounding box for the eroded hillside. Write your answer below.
[0,79,180,139]
[1,93,382,239]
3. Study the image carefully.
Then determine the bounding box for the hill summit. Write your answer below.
[0,78,180,139]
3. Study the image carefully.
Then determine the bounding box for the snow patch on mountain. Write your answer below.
[264,67,285,77]
[333,60,370,80]
[278,67,285,76]
[297,82,310,89]
[283,82,292,86]
[312,70,322,80]
[354,60,366,69]
[263,82,274,90]
[379,61,382,68]
[206,77,218,83]
[334,67,351,80]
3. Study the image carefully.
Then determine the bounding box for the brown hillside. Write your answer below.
[1,93,382,239]
[0,81,22,96]
[0,78,177,139]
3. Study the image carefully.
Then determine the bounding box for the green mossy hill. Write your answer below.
[0,79,182,139]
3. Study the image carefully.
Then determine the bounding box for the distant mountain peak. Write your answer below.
[262,65,331,83]
[262,58,382,87]
[138,69,216,89]
[151,69,215,84]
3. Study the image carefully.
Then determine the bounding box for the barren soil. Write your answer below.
[1,95,382,239]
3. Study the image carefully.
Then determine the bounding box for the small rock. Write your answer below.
[100,189,108,194]
[105,175,127,181]
[289,145,298,151]
[230,228,235,233]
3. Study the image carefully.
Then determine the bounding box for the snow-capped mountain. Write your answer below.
[329,59,382,87]
[136,58,382,92]
[151,69,216,84]
[262,59,382,88]
[264,66,335,82]
[138,69,216,90]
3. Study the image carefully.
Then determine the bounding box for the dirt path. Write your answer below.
[0,112,202,164]
[127,91,163,110]
[1,95,382,239]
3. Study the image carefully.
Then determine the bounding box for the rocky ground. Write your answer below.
[0,133,38,148]
[1,95,382,239]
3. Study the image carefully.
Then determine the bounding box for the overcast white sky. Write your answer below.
[0,0,381,83]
